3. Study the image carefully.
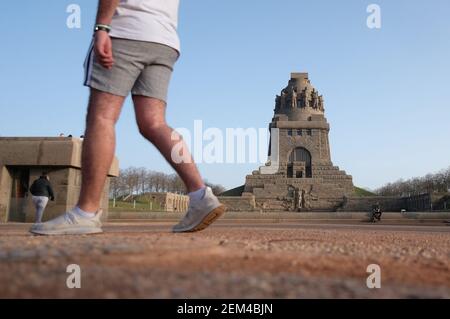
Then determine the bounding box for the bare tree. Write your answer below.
[376,166,450,196]
[205,181,226,196]
[109,166,226,199]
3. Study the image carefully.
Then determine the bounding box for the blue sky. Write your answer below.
[0,0,449,190]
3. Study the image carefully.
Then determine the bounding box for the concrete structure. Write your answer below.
[0,137,119,223]
[147,192,189,212]
[222,73,355,212]
[336,193,449,212]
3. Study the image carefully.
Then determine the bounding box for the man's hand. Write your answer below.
[94,31,114,69]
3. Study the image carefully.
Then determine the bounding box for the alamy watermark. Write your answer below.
[66,4,81,29]
[66,4,382,30]
[366,264,381,289]
[367,4,382,29]
[66,264,81,289]
[170,120,280,173]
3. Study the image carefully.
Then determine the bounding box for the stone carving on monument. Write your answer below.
[291,87,298,109]
[242,72,355,212]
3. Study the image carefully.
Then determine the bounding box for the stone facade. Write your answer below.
[222,73,355,212]
[0,137,119,222]
[219,193,256,212]
[147,192,189,212]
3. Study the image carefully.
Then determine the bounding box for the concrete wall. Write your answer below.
[338,196,405,212]
[220,193,449,213]
[107,211,450,222]
[0,137,119,223]
[338,194,446,213]
[405,194,432,211]
[0,166,12,222]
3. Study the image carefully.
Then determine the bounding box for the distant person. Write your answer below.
[371,203,382,222]
[30,0,225,236]
[29,174,55,223]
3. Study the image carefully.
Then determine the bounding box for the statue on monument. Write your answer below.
[311,90,318,110]
[280,90,287,108]
[301,89,309,108]
[273,74,324,111]
[300,189,306,210]
[291,87,298,108]
[298,92,304,108]
[318,95,324,111]
[275,95,281,110]
[307,186,318,210]
[297,188,303,211]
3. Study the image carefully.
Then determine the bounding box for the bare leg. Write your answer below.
[132,95,205,193]
[77,89,126,212]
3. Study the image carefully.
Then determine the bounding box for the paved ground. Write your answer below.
[0,221,449,298]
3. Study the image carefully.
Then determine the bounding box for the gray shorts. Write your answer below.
[83,38,179,102]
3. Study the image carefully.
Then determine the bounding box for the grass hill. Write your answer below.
[354,186,376,197]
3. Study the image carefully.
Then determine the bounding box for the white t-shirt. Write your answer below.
[110,0,180,51]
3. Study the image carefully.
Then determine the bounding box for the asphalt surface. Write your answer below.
[0,221,449,298]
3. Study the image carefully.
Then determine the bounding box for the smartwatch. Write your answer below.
[94,24,111,33]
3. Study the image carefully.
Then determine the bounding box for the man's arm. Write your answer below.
[96,0,120,25]
[94,0,120,69]
[47,182,55,201]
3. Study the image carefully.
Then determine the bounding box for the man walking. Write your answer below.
[29,174,55,223]
[30,0,225,235]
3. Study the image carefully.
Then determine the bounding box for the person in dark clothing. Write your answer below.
[371,203,383,222]
[29,174,55,223]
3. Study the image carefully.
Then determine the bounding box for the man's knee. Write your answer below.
[138,120,168,140]
[133,95,169,140]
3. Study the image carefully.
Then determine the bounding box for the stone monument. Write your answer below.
[221,73,355,211]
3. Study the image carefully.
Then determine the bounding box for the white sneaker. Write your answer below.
[172,187,226,233]
[29,208,103,236]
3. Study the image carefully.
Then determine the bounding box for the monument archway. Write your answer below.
[288,147,312,178]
